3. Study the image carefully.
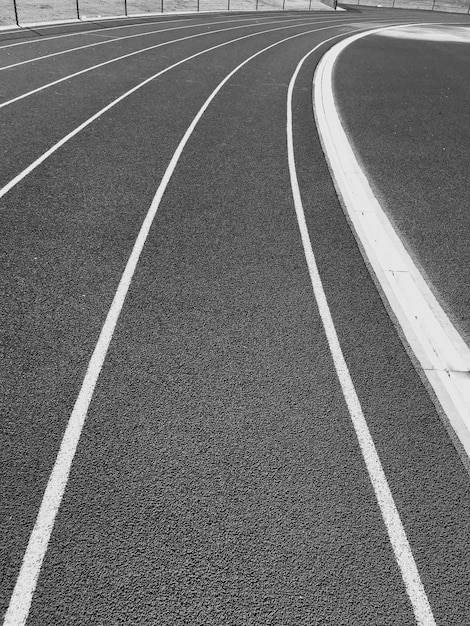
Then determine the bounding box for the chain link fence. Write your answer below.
[341,0,470,12]
[0,0,336,27]
[3,0,468,27]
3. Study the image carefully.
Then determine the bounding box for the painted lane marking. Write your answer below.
[313,24,470,461]
[0,16,199,50]
[0,19,368,207]
[1,20,378,626]
[287,28,437,625]
[0,13,311,69]
[0,15,351,109]
[0,11,330,50]
[0,11,323,51]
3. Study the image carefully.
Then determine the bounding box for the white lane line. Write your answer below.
[287,29,437,626]
[0,16,197,50]
[1,20,371,626]
[0,11,296,50]
[0,13,308,69]
[0,22,368,205]
[0,15,348,109]
[313,25,470,460]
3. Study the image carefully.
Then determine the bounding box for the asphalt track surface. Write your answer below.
[334,26,470,345]
[1,7,470,624]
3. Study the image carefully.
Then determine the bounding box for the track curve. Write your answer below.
[1,8,470,624]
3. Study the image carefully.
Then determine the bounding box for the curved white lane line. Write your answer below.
[0,18,366,204]
[0,10,335,50]
[0,14,310,70]
[0,16,199,50]
[0,15,351,109]
[2,20,365,626]
[313,25,470,461]
[287,26,437,625]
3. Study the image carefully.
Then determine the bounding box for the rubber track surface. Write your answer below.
[1,8,470,624]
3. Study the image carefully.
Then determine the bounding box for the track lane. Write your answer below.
[0,11,453,189]
[287,42,435,625]
[8,25,427,625]
[0,15,331,104]
[291,29,470,623]
[0,13,307,68]
[1,17,378,619]
[2,7,470,625]
[0,17,369,190]
[0,10,329,51]
[0,16,206,50]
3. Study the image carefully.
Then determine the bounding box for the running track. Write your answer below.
[1,8,470,624]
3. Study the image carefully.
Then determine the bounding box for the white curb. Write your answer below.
[314,24,470,462]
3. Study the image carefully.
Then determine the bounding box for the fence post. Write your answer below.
[282,0,286,9]
[12,0,20,25]
[161,0,163,11]
[228,0,230,9]
[124,0,128,15]
[75,0,80,19]
[256,0,258,8]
